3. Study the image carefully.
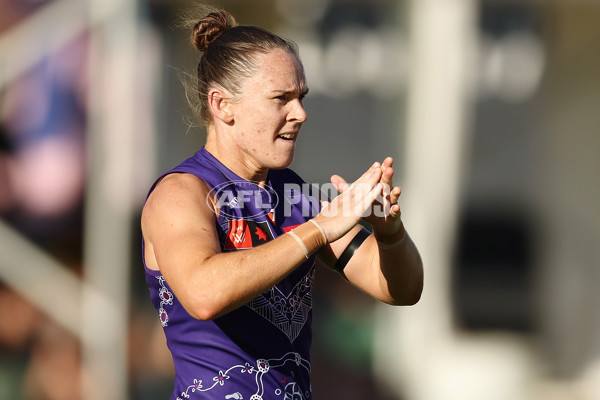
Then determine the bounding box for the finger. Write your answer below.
[377,179,392,211]
[380,164,395,188]
[388,184,402,219]
[368,182,387,215]
[370,161,381,170]
[366,166,383,187]
[330,175,350,193]
[331,162,380,194]
[389,203,401,219]
[353,162,381,186]
[354,182,384,217]
[347,168,383,213]
[381,156,393,169]
[380,157,393,177]
[348,168,382,202]
[389,186,402,205]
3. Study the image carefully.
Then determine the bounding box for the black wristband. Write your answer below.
[333,228,371,273]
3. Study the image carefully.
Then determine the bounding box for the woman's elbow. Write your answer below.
[386,290,421,306]
[401,285,423,306]
[388,275,423,306]
[189,306,218,321]
[184,295,226,321]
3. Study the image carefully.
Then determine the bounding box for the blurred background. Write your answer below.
[0,0,599,399]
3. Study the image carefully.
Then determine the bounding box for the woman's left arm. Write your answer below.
[317,157,423,305]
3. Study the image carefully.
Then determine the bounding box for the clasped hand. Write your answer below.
[314,157,403,242]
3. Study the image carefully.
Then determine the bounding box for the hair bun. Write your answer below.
[191,11,237,52]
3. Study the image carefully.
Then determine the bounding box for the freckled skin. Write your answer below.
[204,49,308,182]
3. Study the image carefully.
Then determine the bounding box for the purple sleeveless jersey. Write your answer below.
[143,147,320,400]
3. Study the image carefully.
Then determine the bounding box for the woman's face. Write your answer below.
[229,48,308,172]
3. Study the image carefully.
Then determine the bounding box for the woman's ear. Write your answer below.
[208,88,234,124]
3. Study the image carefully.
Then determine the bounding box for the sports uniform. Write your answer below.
[143,147,319,400]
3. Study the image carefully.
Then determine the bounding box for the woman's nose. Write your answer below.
[289,99,307,123]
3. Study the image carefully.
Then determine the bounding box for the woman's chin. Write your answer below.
[269,152,295,170]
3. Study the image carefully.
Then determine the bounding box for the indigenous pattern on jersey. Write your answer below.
[143,147,319,400]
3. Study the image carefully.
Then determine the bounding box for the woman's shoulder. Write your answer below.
[147,173,212,206]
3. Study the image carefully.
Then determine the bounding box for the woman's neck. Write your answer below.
[204,129,269,185]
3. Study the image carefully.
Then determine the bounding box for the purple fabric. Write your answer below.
[143,147,319,400]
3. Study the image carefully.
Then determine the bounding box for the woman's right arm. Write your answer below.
[141,168,382,320]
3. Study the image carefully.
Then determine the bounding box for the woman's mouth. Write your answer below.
[277,133,297,141]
